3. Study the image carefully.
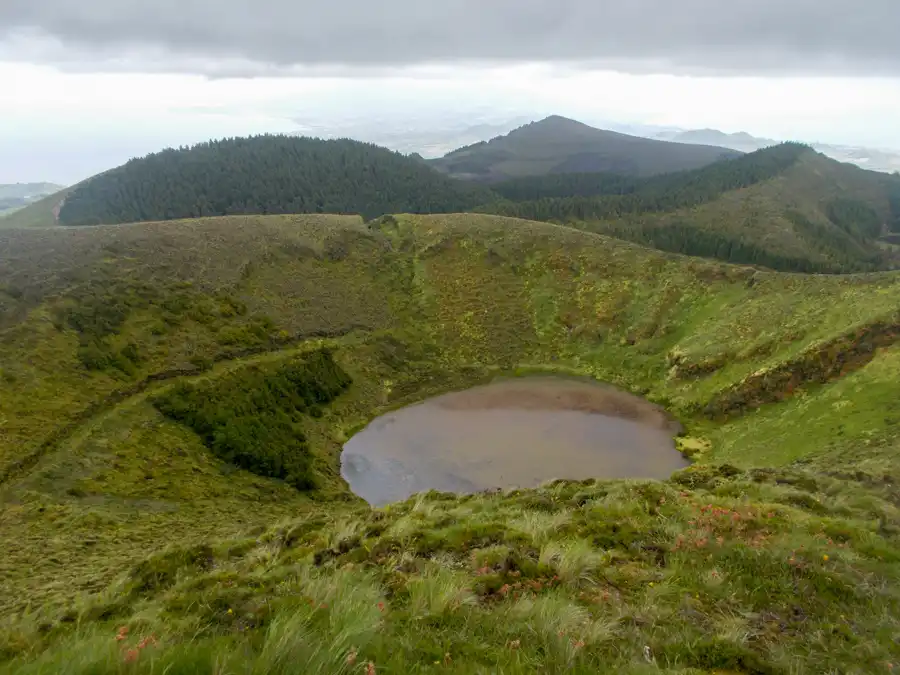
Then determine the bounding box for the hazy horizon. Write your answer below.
[2,1,899,184]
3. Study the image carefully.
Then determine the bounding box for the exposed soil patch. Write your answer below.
[434,376,680,431]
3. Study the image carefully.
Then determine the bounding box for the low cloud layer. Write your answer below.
[1,0,899,76]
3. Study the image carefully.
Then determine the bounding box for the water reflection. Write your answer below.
[341,377,686,506]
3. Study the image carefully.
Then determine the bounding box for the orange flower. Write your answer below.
[366,662,376,675]
[123,649,139,664]
[377,601,385,612]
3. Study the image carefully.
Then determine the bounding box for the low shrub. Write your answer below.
[153,350,351,490]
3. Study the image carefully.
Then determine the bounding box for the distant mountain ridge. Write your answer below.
[430,115,741,182]
[657,128,900,174]
[666,129,771,152]
[0,183,64,199]
[0,182,65,215]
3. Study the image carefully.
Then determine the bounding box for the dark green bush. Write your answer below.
[153,350,351,490]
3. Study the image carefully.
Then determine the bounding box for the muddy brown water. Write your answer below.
[340,377,687,506]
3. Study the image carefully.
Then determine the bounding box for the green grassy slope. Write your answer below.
[2,213,900,672]
[607,151,896,267]
[430,116,740,182]
[0,186,72,229]
[483,148,900,273]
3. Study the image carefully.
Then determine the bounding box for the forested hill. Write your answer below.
[57,135,496,226]
[28,130,900,275]
[480,144,900,273]
[490,142,807,204]
[486,142,809,218]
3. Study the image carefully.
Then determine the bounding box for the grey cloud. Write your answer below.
[1,0,899,76]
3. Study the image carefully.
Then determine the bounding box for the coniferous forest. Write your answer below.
[480,143,899,273]
[483,143,809,221]
[153,350,352,491]
[58,136,495,225]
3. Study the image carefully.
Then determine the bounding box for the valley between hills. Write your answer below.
[1,119,900,673]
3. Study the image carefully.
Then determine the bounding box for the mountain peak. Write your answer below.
[433,115,741,181]
[510,115,603,137]
[535,114,589,127]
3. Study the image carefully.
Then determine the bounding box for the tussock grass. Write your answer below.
[405,564,477,618]
[4,461,900,673]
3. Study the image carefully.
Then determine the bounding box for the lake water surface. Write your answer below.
[341,376,687,506]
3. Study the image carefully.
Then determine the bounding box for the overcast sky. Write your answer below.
[2,0,900,184]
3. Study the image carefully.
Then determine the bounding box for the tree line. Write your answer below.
[584,219,877,274]
[59,135,495,225]
[481,143,810,221]
[153,349,352,491]
[888,174,900,233]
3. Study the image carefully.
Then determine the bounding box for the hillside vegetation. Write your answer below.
[54,136,494,226]
[2,213,900,672]
[484,146,900,273]
[430,116,740,182]
[488,142,806,210]
[5,125,898,277]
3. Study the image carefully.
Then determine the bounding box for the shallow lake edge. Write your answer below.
[337,366,695,504]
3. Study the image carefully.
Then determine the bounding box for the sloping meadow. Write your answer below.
[1,213,900,671]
